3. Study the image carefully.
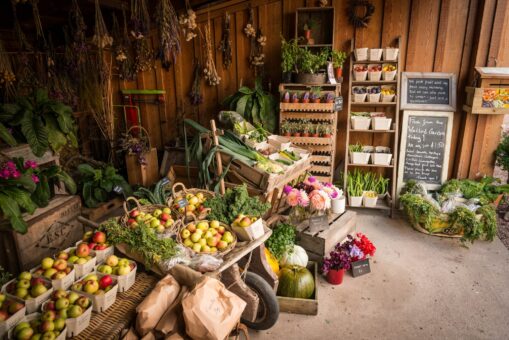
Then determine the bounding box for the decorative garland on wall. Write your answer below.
[347,0,375,28]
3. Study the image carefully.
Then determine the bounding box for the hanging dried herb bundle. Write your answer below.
[203,22,221,86]
[10,0,32,51]
[250,28,266,71]
[179,0,197,41]
[0,39,16,101]
[156,0,181,69]
[112,10,135,80]
[218,12,232,69]
[189,61,203,105]
[67,0,88,72]
[244,8,256,38]
[30,0,47,50]
[131,0,153,73]
[92,0,113,49]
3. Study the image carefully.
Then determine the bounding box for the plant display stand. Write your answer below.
[343,38,402,217]
[279,83,341,182]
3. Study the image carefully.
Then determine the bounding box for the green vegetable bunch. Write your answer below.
[265,222,296,260]
[101,219,179,267]
[204,184,271,224]
[134,178,171,205]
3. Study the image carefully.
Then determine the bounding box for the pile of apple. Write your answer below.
[231,214,258,228]
[180,220,235,253]
[42,289,91,319]
[10,309,67,340]
[0,293,24,321]
[97,255,135,276]
[72,273,115,295]
[173,192,207,216]
[33,256,72,281]
[126,207,175,233]
[80,230,110,251]
[4,273,50,301]
[65,243,94,265]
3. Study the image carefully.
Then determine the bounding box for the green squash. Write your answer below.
[277,265,315,299]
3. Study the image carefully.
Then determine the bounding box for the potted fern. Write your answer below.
[281,121,292,137]
[281,36,299,83]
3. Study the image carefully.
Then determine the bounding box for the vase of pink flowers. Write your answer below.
[283,176,342,223]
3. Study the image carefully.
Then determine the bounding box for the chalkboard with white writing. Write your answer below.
[397,111,454,196]
[403,116,448,184]
[401,73,456,111]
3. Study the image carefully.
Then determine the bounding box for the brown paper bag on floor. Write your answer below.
[169,264,202,288]
[182,277,247,340]
[136,275,181,336]
[122,327,139,340]
[165,333,185,340]
[155,286,188,337]
[141,332,156,340]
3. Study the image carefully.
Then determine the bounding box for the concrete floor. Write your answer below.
[250,211,509,340]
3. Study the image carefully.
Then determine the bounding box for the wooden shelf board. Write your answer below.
[281,112,336,121]
[346,200,391,211]
[280,83,342,88]
[298,44,333,47]
[349,129,396,133]
[347,163,394,168]
[287,136,333,145]
[311,155,331,163]
[352,80,398,85]
[352,60,398,64]
[350,102,397,106]
[280,102,334,112]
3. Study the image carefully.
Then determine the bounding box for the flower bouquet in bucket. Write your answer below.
[283,176,342,223]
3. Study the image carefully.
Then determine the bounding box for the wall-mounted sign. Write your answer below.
[397,111,454,197]
[401,72,457,111]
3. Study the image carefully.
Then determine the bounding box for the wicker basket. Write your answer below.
[176,218,237,257]
[168,182,215,221]
[120,197,179,235]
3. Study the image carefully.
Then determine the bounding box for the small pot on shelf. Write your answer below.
[334,67,343,80]
[311,133,319,138]
[323,133,332,138]
[283,132,291,137]
[326,269,345,285]
[302,132,310,137]
[312,98,321,104]
[293,132,301,137]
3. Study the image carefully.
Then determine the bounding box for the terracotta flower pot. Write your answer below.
[283,132,291,137]
[301,99,310,103]
[311,133,319,138]
[335,67,343,79]
[302,133,310,137]
[312,99,321,103]
[323,133,332,138]
[304,30,312,40]
[293,132,301,137]
[282,99,290,103]
[327,269,345,285]
[291,99,300,103]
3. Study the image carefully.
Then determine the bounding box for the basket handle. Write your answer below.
[126,125,152,150]
[123,196,142,215]
[172,182,188,199]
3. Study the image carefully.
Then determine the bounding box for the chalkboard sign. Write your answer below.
[397,111,454,195]
[334,96,343,111]
[401,73,456,111]
[351,259,371,277]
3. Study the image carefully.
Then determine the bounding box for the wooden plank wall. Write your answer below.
[112,0,488,180]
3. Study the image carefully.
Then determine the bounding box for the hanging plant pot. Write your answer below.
[296,73,327,85]
[326,269,345,285]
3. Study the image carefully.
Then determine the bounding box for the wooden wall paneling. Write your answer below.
[235,8,254,88]
[199,19,220,126]
[180,33,200,126]
[405,0,441,71]
[259,1,283,88]
[433,0,471,179]
[160,51,178,143]
[282,0,305,38]
[214,13,239,105]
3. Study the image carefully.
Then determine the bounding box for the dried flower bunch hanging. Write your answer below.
[92,0,113,48]
[218,12,232,69]
[250,28,266,68]
[156,0,181,69]
[112,8,135,80]
[0,39,16,101]
[179,0,198,41]
[244,8,256,38]
[131,0,153,73]
[189,61,203,105]
[203,22,221,86]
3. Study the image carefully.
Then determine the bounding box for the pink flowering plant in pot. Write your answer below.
[0,158,76,233]
[284,176,342,223]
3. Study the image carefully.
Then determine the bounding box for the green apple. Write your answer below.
[43,268,57,279]
[75,258,87,265]
[15,287,28,299]
[181,229,191,239]
[31,284,48,297]
[18,271,31,281]
[156,225,165,233]
[206,237,218,247]
[222,231,234,243]
[55,298,69,310]
[152,209,162,217]
[150,219,161,228]
[190,233,201,243]
[53,318,66,331]
[192,243,202,252]
[117,259,129,267]
[197,221,209,231]
[68,304,83,318]
[210,246,217,253]
[198,238,207,247]
[41,258,54,270]
[68,256,79,264]
[83,274,98,282]
[183,238,194,248]
[210,220,220,229]
[15,327,33,340]
[116,265,131,276]
[105,255,119,267]
[67,291,80,304]
[202,245,211,252]
[97,265,112,274]
[16,279,30,289]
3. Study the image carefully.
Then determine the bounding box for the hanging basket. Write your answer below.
[167,182,216,221]
[123,126,159,187]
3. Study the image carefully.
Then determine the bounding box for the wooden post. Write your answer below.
[210,119,226,195]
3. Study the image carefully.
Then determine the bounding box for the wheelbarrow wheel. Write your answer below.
[242,271,279,330]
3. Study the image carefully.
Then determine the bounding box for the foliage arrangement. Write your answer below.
[0,89,77,157]
[265,222,296,260]
[77,163,132,208]
[102,218,179,267]
[31,163,77,208]
[133,178,172,206]
[495,134,509,178]
[204,184,270,224]
[280,36,331,75]
[439,177,509,206]
[347,169,388,196]
[322,233,376,274]
[298,47,330,74]
[281,36,300,74]
[119,129,150,165]
[331,50,347,69]
[222,78,277,133]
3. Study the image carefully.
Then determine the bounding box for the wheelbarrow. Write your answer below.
[77,216,280,330]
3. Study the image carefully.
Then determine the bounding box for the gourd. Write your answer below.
[277,265,315,299]
[280,245,308,267]
[264,247,279,275]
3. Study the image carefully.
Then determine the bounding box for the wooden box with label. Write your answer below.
[0,195,83,274]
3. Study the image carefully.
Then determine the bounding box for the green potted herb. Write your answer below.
[281,36,299,83]
[303,19,317,42]
[310,87,322,103]
[351,111,371,130]
[347,170,364,207]
[292,122,302,137]
[349,143,370,164]
[310,124,319,138]
[301,119,311,137]
[281,121,292,137]
[332,50,347,79]
[295,47,330,84]
[322,125,333,138]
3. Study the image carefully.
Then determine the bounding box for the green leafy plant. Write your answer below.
[265,222,296,260]
[331,50,347,68]
[297,47,330,74]
[347,169,364,197]
[0,89,77,157]
[77,163,132,208]
[204,184,271,224]
[495,134,509,180]
[281,36,300,74]
[0,266,11,287]
[349,143,363,153]
[222,78,277,132]
[134,178,172,205]
[399,193,440,230]
[31,164,77,208]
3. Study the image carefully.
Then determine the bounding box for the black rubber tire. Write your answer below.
[241,271,279,330]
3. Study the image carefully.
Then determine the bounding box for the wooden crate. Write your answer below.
[81,197,124,222]
[296,211,357,262]
[0,195,83,274]
[0,144,59,164]
[463,86,509,114]
[277,261,318,315]
[280,102,334,112]
[125,148,159,187]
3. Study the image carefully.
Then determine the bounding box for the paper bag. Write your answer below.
[169,264,202,288]
[155,286,188,337]
[165,333,185,340]
[136,275,181,336]
[121,327,139,340]
[141,332,156,340]
[182,277,247,340]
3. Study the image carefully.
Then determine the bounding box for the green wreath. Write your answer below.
[347,0,375,28]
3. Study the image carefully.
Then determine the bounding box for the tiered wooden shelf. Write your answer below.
[279,83,341,182]
[343,37,402,217]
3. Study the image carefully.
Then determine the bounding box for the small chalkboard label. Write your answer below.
[334,96,343,111]
[308,215,329,233]
[401,72,456,111]
[160,177,170,185]
[351,258,371,277]
[177,198,188,208]
[113,185,123,194]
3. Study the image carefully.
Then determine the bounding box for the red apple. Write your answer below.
[99,275,113,289]
[44,301,56,311]
[160,213,170,221]
[51,290,67,300]
[127,218,136,225]
[129,210,140,218]
[94,244,108,250]
[8,301,23,314]
[30,277,45,286]
[52,259,67,271]
[56,251,68,260]
[86,242,96,250]
[0,310,8,321]
[92,231,106,244]
[76,243,90,258]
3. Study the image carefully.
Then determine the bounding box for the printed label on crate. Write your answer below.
[351,258,371,277]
